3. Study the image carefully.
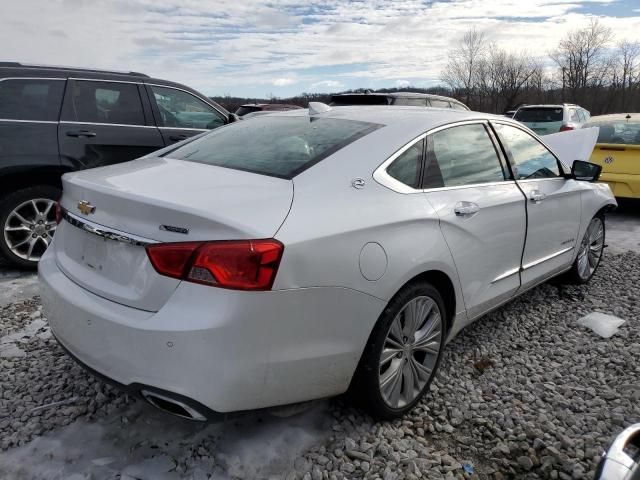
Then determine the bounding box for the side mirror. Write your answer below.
[571,160,602,182]
[227,113,241,123]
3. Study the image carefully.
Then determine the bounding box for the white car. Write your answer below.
[40,105,616,420]
[514,104,590,135]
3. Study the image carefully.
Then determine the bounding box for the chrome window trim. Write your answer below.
[374,119,511,194]
[0,118,58,124]
[62,209,158,247]
[0,77,66,82]
[522,246,574,271]
[60,120,157,129]
[158,126,209,132]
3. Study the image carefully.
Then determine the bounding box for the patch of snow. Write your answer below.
[0,316,49,358]
[0,401,330,480]
[577,312,626,338]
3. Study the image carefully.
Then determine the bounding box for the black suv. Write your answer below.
[330,91,469,110]
[0,63,234,268]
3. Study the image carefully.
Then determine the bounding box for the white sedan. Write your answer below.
[40,104,616,420]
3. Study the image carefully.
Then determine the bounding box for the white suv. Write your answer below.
[513,104,590,135]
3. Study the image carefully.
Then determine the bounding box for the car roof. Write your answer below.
[517,104,579,109]
[586,113,638,122]
[0,63,229,114]
[266,105,512,134]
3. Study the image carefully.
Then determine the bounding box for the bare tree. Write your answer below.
[613,40,640,109]
[441,27,488,106]
[549,19,613,103]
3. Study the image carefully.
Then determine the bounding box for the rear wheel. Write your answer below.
[0,186,60,269]
[350,281,446,420]
[561,214,605,284]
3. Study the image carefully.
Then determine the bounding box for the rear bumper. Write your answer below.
[39,249,385,413]
[599,173,640,199]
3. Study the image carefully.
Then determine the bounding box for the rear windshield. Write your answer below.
[165,116,382,179]
[584,119,640,145]
[514,108,563,123]
[330,95,389,106]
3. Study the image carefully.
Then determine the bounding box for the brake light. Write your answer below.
[55,201,62,224]
[559,125,574,132]
[146,239,284,291]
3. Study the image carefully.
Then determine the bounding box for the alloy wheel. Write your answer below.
[576,216,604,281]
[3,198,57,262]
[379,295,443,409]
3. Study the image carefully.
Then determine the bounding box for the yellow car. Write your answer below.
[584,113,640,199]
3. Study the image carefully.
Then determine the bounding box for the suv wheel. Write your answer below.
[0,186,61,269]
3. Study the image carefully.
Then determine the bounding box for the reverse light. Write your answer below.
[559,125,574,132]
[146,239,284,291]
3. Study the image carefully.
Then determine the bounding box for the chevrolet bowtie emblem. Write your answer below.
[77,200,96,215]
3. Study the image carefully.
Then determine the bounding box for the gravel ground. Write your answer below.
[0,251,639,479]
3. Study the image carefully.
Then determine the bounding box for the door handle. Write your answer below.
[529,189,546,204]
[169,134,189,142]
[66,130,96,138]
[454,201,480,216]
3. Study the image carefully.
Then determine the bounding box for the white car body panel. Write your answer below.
[40,106,617,416]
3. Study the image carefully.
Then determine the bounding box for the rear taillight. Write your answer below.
[146,239,284,291]
[559,125,574,132]
[55,201,62,224]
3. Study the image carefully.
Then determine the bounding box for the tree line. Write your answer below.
[213,19,640,116]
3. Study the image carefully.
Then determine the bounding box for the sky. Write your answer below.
[3,0,640,98]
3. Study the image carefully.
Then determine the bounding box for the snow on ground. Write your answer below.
[0,268,39,308]
[0,400,330,480]
[606,209,640,254]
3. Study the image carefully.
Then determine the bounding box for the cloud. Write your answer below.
[309,80,345,91]
[395,80,411,88]
[273,78,296,86]
[1,0,638,97]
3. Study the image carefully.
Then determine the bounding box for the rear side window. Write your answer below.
[450,102,468,111]
[514,108,563,123]
[386,139,424,188]
[151,85,225,129]
[429,99,451,109]
[569,109,580,122]
[0,79,64,121]
[69,81,145,125]
[392,98,427,107]
[424,124,505,188]
[329,95,388,106]
[166,116,382,179]
[494,123,560,179]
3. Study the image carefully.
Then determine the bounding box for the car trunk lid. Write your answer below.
[54,157,293,312]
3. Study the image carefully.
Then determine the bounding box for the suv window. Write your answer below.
[569,108,580,122]
[0,79,65,121]
[151,86,225,129]
[424,124,505,188]
[70,81,145,125]
[494,123,560,179]
[386,139,424,188]
[392,98,427,107]
[429,99,451,109]
[166,116,381,179]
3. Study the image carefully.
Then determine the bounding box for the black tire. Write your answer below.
[559,213,605,285]
[0,185,61,269]
[348,281,447,420]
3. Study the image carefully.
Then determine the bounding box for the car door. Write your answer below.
[58,79,165,170]
[492,122,582,289]
[145,84,227,146]
[422,122,527,320]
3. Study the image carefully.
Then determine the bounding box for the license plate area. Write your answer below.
[81,233,107,271]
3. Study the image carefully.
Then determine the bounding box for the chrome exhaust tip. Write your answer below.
[140,390,207,422]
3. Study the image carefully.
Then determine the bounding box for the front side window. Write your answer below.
[166,116,382,179]
[151,86,225,129]
[429,99,452,109]
[0,79,64,121]
[386,139,423,188]
[424,124,505,188]
[71,81,145,125]
[392,98,427,107]
[494,123,561,179]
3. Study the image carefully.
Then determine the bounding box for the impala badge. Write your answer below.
[77,200,96,215]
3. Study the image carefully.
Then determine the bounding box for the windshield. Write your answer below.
[585,119,640,145]
[165,116,382,179]
[514,108,563,123]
